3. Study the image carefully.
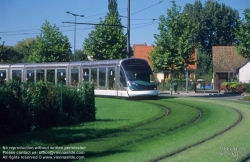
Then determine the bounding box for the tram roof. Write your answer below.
[0,58,147,68]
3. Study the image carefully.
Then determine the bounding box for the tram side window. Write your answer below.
[120,68,126,87]
[26,70,35,84]
[71,69,79,86]
[0,70,6,84]
[83,69,89,83]
[12,70,22,83]
[99,67,106,87]
[57,69,66,85]
[91,68,97,87]
[36,70,45,82]
[108,67,115,89]
[47,69,55,84]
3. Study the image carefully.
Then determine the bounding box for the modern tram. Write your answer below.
[0,58,158,98]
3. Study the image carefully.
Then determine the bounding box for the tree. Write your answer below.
[149,0,195,94]
[13,38,36,63]
[29,21,72,62]
[0,37,22,63]
[183,0,240,78]
[235,9,250,59]
[74,49,88,61]
[0,38,5,62]
[83,0,127,60]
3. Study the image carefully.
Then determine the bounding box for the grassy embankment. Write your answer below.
[0,98,164,147]
[83,98,243,162]
[1,97,249,162]
[164,99,250,162]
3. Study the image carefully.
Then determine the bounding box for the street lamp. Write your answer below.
[66,11,84,61]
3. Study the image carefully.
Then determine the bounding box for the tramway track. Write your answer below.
[152,101,243,162]
[86,100,202,156]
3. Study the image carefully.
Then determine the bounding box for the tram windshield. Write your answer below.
[121,59,157,91]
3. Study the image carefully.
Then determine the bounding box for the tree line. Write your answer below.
[149,0,250,82]
[0,0,249,79]
[0,0,127,63]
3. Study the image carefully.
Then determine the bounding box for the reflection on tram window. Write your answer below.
[136,73,150,82]
[12,70,22,83]
[99,67,106,87]
[91,68,97,87]
[120,68,126,87]
[47,69,55,84]
[0,70,6,84]
[83,69,89,83]
[126,71,153,83]
[71,69,79,86]
[57,69,66,85]
[26,70,35,84]
[108,67,115,89]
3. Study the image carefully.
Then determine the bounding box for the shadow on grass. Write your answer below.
[127,96,178,101]
[0,119,128,147]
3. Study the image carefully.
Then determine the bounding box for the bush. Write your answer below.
[242,83,250,93]
[0,81,32,136]
[220,82,245,93]
[0,81,95,137]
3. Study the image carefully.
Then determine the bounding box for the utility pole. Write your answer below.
[127,0,130,58]
[66,11,84,61]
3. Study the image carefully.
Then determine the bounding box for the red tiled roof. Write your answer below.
[133,45,154,65]
[133,44,197,70]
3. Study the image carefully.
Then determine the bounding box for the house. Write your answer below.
[133,43,153,64]
[238,59,250,83]
[212,46,247,90]
[133,44,197,82]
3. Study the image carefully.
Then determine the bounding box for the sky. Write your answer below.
[1,0,249,51]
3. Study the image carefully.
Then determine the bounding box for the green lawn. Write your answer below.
[0,98,164,147]
[1,97,249,162]
[85,98,241,162]
[164,99,250,162]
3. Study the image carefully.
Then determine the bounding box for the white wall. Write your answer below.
[155,72,164,82]
[239,62,250,83]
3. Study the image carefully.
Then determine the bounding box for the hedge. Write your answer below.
[0,81,95,138]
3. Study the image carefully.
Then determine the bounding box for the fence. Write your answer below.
[157,80,213,92]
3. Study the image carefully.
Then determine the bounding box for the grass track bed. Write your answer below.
[1,97,249,162]
[84,98,241,162]
[79,101,200,161]
[73,100,199,160]
[163,98,250,162]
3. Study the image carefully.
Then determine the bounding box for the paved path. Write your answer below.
[159,91,249,101]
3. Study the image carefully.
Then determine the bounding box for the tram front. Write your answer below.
[120,58,158,98]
